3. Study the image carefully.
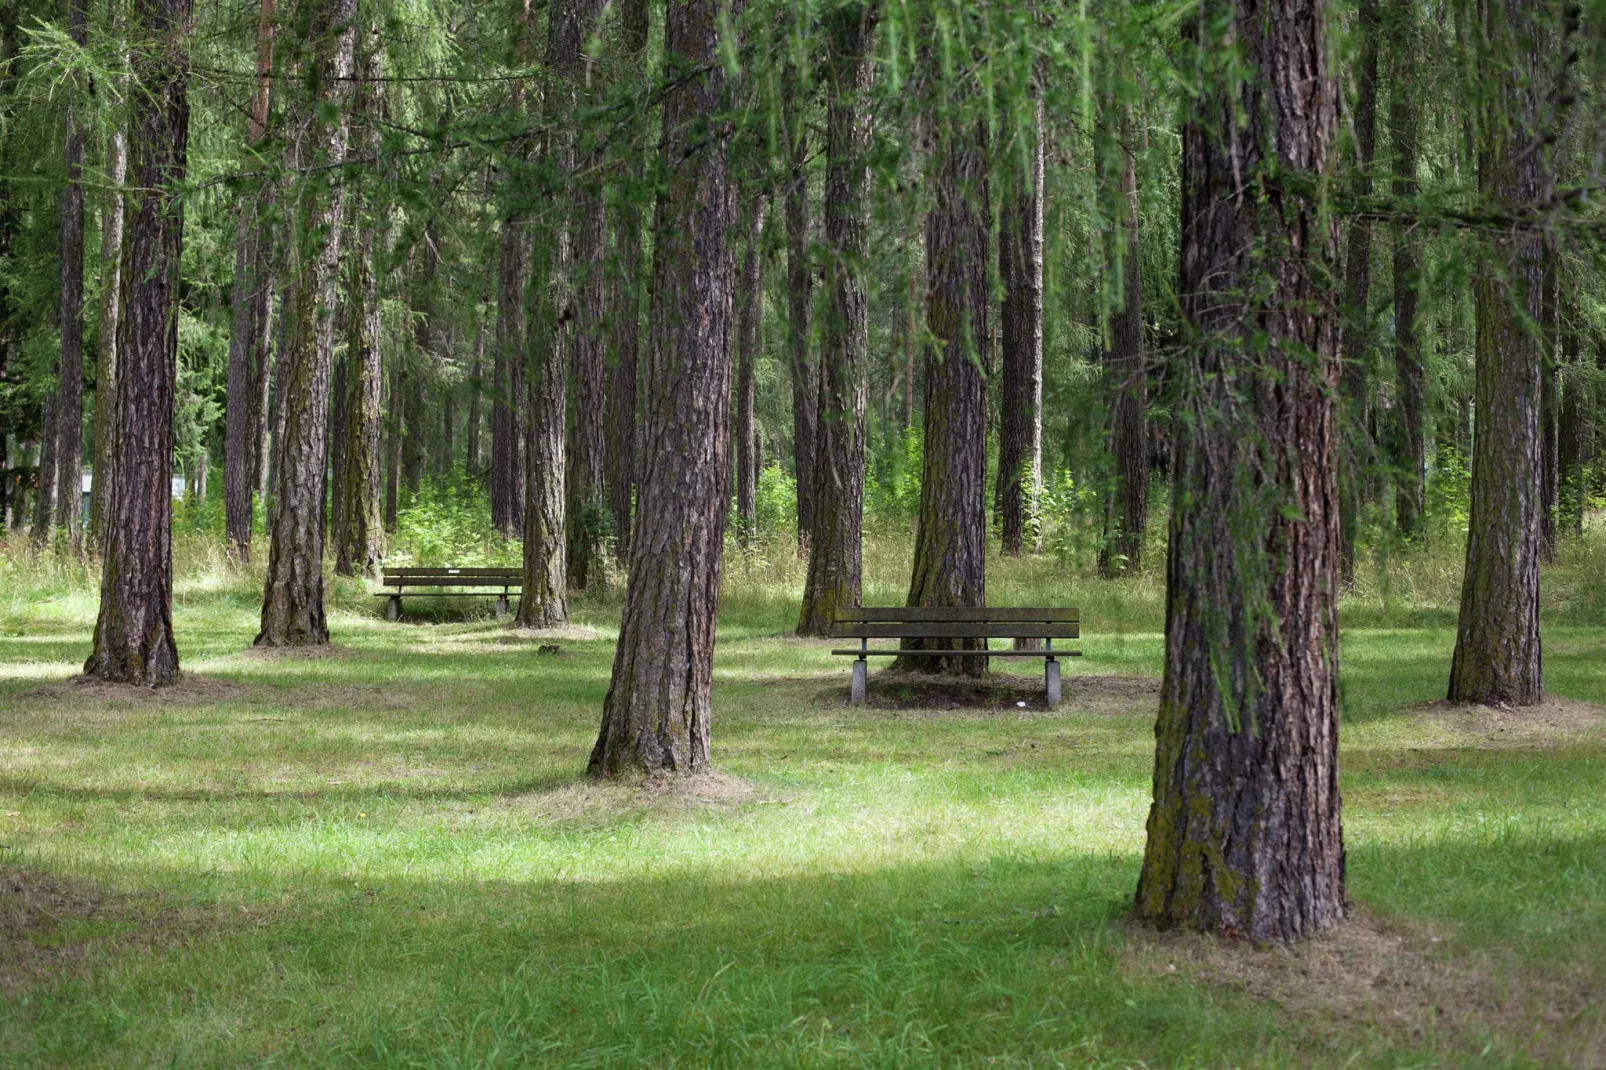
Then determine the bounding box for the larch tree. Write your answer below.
[1134,0,1346,944]
[1388,0,1424,540]
[491,1,532,541]
[797,0,877,636]
[589,0,742,777]
[1099,115,1146,576]
[997,93,1044,560]
[255,0,357,647]
[84,0,193,686]
[781,58,818,551]
[1446,0,1555,707]
[88,129,126,544]
[734,199,764,546]
[224,0,278,557]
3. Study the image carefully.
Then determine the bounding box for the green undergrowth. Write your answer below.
[0,534,1603,1066]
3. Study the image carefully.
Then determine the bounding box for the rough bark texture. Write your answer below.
[32,393,55,538]
[518,219,568,626]
[384,356,401,530]
[1448,0,1547,707]
[256,0,356,647]
[466,303,484,474]
[224,0,278,557]
[1100,121,1147,575]
[1539,250,1558,564]
[589,0,741,777]
[84,0,191,686]
[782,61,817,550]
[1134,0,1346,945]
[798,3,876,636]
[1337,0,1378,585]
[334,35,384,579]
[1389,0,1424,540]
[894,117,990,676]
[492,218,526,537]
[997,96,1044,560]
[89,130,126,545]
[734,203,763,546]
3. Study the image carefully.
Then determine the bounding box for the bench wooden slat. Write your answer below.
[831,622,1080,640]
[381,576,522,588]
[830,649,1083,657]
[833,606,1078,623]
[384,568,519,579]
[373,591,515,598]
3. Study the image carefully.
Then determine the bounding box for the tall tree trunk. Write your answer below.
[589,0,741,777]
[893,116,990,676]
[798,2,876,635]
[466,299,484,474]
[225,0,278,557]
[1447,0,1547,708]
[733,201,763,547]
[88,129,126,545]
[492,218,526,537]
[1337,0,1379,584]
[384,356,401,530]
[603,0,647,562]
[518,216,569,626]
[335,32,384,578]
[403,234,435,498]
[1539,248,1558,563]
[782,60,817,551]
[1389,0,1424,540]
[997,95,1044,560]
[33,392,57,538]
[1557,294,1585,541]
[1134,0,1345,944]
[1100,120,1146,575]
[256,0,356,647]
[84,0,192,686]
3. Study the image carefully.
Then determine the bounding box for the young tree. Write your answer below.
[1389,0,1424,540]
[797,0,877,635]
[88,129,126,543]
[734,201,763,546]
[1099,118,1146,575]
[893,111,990,676]
[589,0,742,777]
[255,0,357,647]
[997,94,1044,560]
[1134,0,1345,944]
[491,4,532,541]
[84,0,193,686]
[1447,0,1551,707]
[781,59,817,550]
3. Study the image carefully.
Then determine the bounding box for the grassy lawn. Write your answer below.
[1,549,1604,1067]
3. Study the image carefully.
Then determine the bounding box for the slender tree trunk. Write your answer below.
[1447,0,1547,707]
[589,0,742,777]
[1389,0,1424,540]
[33,393,57,539]
[1337,0,1379,584]
[798,2,877,635]
[1539,248,1558,564]
[1134,0,1345,944]
[493,218,526,537]
[384,356,401,530]
[84,0,192,685]
[466,299,484,474]
[518,216,569,626]
[782,60,817,551]
[335,33,384,578]
[1100,121,1146,575]
[997,95,1044,560]
[225,0,278,557]
[403,234,435,498]
[893,116,990,676]
[256,0,356,647]
[734,201,763,547]
[88,129,126,545]
[1557,295,1585,540]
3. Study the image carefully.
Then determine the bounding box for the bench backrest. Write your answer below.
[830,606,1079,640]
[382,567,521,586]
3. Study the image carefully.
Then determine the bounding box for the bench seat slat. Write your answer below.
[386,567,520,576]
[831,622,1080,640]
[833,606,1078,623]
[374,591,517,598]
[830,649,1083,657]
[381,577,523,588]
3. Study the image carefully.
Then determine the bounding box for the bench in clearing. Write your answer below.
[377,567,521,621]
[831,607,1082,708]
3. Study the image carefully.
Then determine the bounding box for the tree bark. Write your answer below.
[33,391,57,540]
[403,233,434,498]
[1338,0,1379,584]
[893,116,990,676]
[589,0,742,777]
[1539,248,1558,564]
[782,61,817,551]
[518,217,569,626]
[335,32,384,578]
[384,355,401,530]
[84,0,192,686]
[256,0,356,647]
[1100,120,1146,575]
[1134,0,1345,944]
[734,201,763,547]
[1447,0,1547,708]
[1389,0,1424,540]
[225,0,278,557]
[89,129,126,545]
[466,299,484,474]
[998,95,1044,560]
[798,2,876,635]
[492,216,526,537]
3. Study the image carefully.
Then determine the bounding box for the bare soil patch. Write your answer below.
[22,673,247,705]
[855,671,1158,716]
[499,771,779,826]
[1410,697,1606,748]
[1121,910,1605,1064]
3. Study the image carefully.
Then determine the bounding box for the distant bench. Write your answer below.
[831,607,1082,707]
[377,567,521,621]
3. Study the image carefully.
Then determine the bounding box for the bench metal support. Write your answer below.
[495,593,511,618]
[851,635,868,705]
[1046,658,1061,708]
[386,595,402,622]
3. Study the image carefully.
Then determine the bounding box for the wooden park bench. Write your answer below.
[831,607,1082,707]
[377,567,521,621]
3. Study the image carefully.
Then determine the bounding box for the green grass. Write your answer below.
[1,537,1604,1067]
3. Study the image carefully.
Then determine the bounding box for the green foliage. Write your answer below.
[390,476,517,567]
[865,422,923,528]
[753,460,796,536]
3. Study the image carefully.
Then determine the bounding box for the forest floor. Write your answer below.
[1,557,1604,1067]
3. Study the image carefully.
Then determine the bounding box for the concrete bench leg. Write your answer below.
[386,595,402,622]
[1045,658,1061,708]
[495,595,510,618]
[851,659,867,706]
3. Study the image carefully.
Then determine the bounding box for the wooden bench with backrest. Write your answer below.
[830,607,1082,707]
[377,567,521,621]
